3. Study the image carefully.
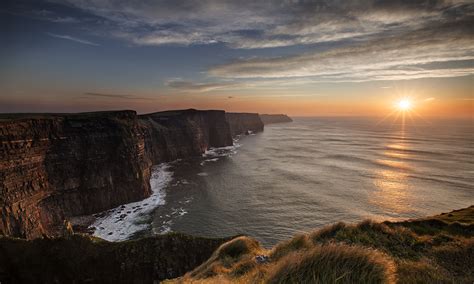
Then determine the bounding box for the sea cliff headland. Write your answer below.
[0,109,292,239]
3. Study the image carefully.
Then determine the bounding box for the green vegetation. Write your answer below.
[168,206,474,283]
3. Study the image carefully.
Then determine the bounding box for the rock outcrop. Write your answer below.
[259,114,292,124]
[0,109,233,239]
[0,233,234,283]
[0,111,149,239]
[225,112,264,136]
[140,109,233,163]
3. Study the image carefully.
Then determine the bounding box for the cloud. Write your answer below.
[83,92,152,100]
[52,0,474,49]
[14,0,472,82]
[47,33,99,46]
[1,8,81,23]
[208,18,474,81]
[165,80,240,92]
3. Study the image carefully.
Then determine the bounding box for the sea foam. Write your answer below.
[90,163,173,241]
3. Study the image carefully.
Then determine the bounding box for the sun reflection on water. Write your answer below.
[371,139,414,214]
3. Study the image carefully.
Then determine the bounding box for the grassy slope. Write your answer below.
[168,206,474,284]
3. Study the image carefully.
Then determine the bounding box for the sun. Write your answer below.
[397,99,412,111]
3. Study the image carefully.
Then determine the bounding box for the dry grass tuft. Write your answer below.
[311,220,423,259]
[266,243,396,284]
[270,233,311,261]
[166,206,474,283]
[187,236,263,280]
[397,259,448,283]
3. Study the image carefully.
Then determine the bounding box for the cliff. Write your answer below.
[0,109,233,239]
[0,111,150,239]
[259,114,292,124]
[225,113,264,136]
[0,233,234,283]
[140,109,233,163]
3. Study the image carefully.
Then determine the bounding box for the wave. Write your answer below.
[203,143,241,158]
[90,163,173,241]
[154,206,189,234]
[200,158,219,166]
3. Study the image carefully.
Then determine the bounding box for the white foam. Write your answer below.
[90,163,173,241]
[202,143,241,159]
[200,157,220,166]
[153,206,188,234]
[197,172,208,176]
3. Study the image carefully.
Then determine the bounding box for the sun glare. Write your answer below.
[397,99,412,111]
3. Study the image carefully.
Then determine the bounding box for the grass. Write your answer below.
[167,206,474,283]
[266,244,396,284]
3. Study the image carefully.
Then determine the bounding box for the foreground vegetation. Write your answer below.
[167,206,474,283]
[1,206,472,283]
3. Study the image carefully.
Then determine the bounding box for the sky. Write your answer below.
[0,0,473,117]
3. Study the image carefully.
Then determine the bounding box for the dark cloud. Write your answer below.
[83,93,153,100]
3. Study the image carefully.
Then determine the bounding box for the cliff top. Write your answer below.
[260,113,293,124]
[0,110,137,122]
[140,108,226,118]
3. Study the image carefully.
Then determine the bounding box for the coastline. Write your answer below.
[0,109,291,239]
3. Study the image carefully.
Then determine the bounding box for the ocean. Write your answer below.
[92,117,474,246]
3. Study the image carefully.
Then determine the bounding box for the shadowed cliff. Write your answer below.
[0,233,235,283]
[0,109,260,239]
[259,114,292,125]
[225,113,264,136]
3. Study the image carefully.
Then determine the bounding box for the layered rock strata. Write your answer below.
[0,109,234,238]
[225,112,264,136]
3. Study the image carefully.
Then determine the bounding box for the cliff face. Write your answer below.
[140,109,233,163]
[0,109,233,239]
[0,233,234,283]
[225,113,264,136]
[259,114,293,124]
[0,111,151,239]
